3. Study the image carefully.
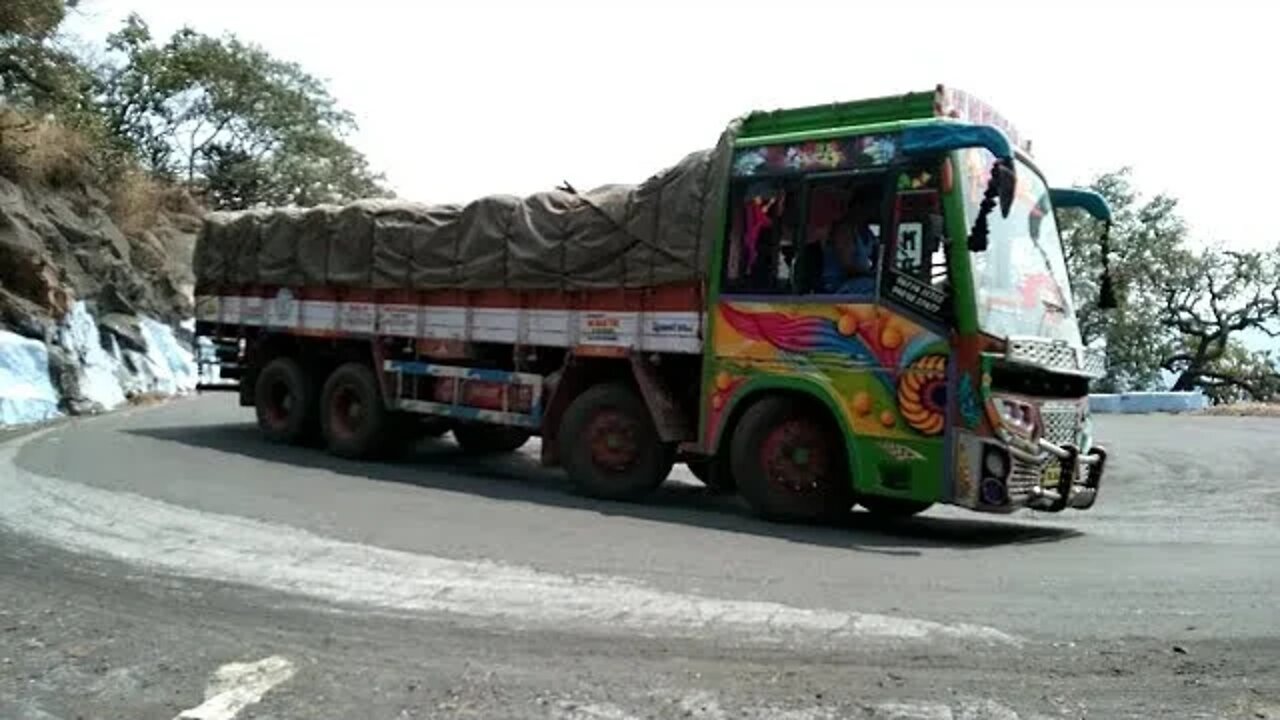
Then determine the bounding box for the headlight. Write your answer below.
[995,397,1039,437]
[983,447,1009,478]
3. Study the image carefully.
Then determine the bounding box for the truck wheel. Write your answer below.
[254,357,315,445]
[559,383,674,501]
[379,414,428,459]
[418,418,450,438]
[730,396,854,523]
[320,362,388,460]
[686,456,736,493]
[859,496,932,517]
[452,424,531,454]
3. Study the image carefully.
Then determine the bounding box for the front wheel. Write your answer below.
[686,455,735,493]
[730,396,853,523]
[559,383,674,501]
[320,362,389,459]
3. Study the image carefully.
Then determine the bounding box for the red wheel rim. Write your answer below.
[759,419,829,495]
[264,379,293,428]
[329,385,364,441]
[586,409,639,473]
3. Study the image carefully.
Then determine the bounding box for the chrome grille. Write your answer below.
[1083,347,1107,376]
[1005,337,1106,379]
[1008,337,1074,369]
[1007,457,1044,499]
[1039,402,1082,447]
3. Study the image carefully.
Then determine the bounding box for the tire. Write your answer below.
[452,424,531,454]
[254,357,316,445]
[687,456,736,493]
[559,383,674,501]
[319,362,389,459]
[730,396,854,523]
[859,496,933,518]
[379,414,428,459]
[418,419,450,438]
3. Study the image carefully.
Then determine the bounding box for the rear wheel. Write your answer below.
[452,424,531,454]
[559,383,674,501]
[859,496,933,517]
[731,396,854,523]
[254,357,315,445]
[320,362,388,459]
[418,419,450,438]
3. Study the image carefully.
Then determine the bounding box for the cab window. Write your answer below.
[791,175,884,297]
[721,174,886,297]
[720,178,801,295]
[879,165,952,319]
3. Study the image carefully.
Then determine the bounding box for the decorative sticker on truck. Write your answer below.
[266,288,299,327]
[582,313,624,345]
[731,134,899,178]
[709,301,949,444]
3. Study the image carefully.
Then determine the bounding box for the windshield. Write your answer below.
[960,151,1082,346]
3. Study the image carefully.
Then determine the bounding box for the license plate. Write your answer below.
[1041,462,1062,489]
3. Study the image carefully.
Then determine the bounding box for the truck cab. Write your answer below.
[699,87,1109,520]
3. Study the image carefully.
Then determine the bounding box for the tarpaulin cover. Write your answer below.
[194,123,741,291]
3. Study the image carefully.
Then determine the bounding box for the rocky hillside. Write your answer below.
[0,175,198,334]
[0,172,202,421]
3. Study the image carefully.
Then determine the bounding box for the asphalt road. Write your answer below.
[2,396,1278,719]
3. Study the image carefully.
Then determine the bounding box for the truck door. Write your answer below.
[864,164,954,500]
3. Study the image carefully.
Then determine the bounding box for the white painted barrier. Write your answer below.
[1088,392,1209,414]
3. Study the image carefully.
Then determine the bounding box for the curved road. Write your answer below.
[2,396,1278,719]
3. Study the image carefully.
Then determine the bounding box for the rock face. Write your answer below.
[0,174,201,422]
[0,175,197,339]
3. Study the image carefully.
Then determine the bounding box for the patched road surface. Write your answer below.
[2,397,1278,719]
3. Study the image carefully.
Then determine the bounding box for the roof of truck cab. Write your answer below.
[737,85,1031,153]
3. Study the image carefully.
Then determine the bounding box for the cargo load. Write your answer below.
[193,127,739,292]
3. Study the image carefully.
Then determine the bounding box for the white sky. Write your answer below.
[67,0,1277,252]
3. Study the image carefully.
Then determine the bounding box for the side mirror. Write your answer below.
[1097,220,1119,310]
[1048,187,1118,310]
[994,161,1016,219]
[1098,272,1119,310]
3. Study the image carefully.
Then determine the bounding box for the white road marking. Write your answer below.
[559,692,846,720]
[875,702,955,720]
[954,699,1022,720]
[552,701,643,720]
[174,655,295,720]
[875,699,1025,720]
[677,690,728,719]
[0,433,1017,645]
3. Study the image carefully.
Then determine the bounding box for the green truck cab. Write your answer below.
[695,86,1111,520]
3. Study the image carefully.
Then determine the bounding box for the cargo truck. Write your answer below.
[193,85,1114,522]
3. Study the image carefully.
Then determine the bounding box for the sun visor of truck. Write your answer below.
[900,124,1014,162]
[1049,187,1113,223]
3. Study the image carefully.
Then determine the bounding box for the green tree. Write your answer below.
[0,0,69,100]
[0,0,96,116]
[1060,169,1186,391]
[1061,169,1280,401]
[1161,246,1280,401]
[98,15,387,209]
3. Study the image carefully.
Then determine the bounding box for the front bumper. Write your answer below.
[1008,439,1107,511]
